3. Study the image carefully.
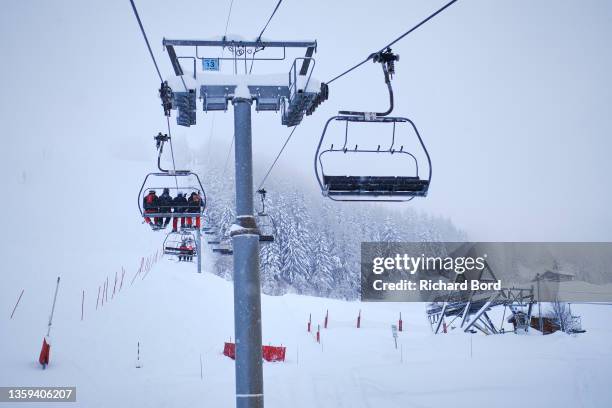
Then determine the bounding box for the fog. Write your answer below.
[1,0,611,241]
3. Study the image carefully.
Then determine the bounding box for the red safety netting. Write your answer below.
[222,343,286,362]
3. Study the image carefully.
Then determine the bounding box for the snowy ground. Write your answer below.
[1,157,612,408]
[2,255,612,407]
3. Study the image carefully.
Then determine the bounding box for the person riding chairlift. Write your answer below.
[172,192,188,232]
[187,191,203,229]
[143,189,160,228]
[158,188,173,228]
[178,239,194,261]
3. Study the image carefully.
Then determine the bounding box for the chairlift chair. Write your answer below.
[257,215,275,242]
[163,230,197,262]
[256,189,275,243]
[314,48,432,202]
[315,116,431,202]
[138,132,207,226]
[212,236,233,255]
[138,171,207,219]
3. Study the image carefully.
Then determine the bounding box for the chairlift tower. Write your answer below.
[160,37,327,408]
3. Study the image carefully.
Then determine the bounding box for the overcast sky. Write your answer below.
[2,0,611,241]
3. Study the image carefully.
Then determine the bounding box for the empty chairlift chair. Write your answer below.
[315,116,431,202]
[256,189,275,243]
[212,235,233,255]
[314,48,431,202]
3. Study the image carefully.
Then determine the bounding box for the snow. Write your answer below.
[2,249,612,406]
[233,84,251,100]
[229,224,243,233]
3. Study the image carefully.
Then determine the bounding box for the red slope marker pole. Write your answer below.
[399,312,403,332]
[39,277,60,369]
[357,310,361,329]
[324,310,328,329]
[307,313,311,332]
[10,289,24,319]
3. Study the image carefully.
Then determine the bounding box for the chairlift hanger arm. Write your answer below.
[339,49,398,117]
[256,188,267,214]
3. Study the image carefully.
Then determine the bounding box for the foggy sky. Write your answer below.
[1,0,612,241]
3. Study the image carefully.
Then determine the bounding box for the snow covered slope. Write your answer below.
[2,254,612,407]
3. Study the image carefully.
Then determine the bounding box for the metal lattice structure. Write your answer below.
[426,257,535,335]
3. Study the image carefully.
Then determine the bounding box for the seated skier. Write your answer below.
[172,192,188,232]
[158,188,173,228]
[186,191,204,229]
[178,239,194,261]
[143,190,160,228]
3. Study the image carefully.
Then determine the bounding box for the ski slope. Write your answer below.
[1,153,611,407]
[2,251,612,407]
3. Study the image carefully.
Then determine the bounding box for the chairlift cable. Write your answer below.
[223,0,235,39]
[222,133,235,176]
[129,0,188,92]
[257,0,283,42]
[128,0,163,82]
[326,0,459,85]
[257,125,298,190]
[249,0,284,74]
[215,0,234,66]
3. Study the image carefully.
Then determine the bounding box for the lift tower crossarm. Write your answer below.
[163,38,317,49]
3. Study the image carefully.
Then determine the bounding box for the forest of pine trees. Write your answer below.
[195,161,466,300]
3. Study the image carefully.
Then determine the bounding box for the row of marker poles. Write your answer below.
[30,251,158,370]
[306,310,406,333]
[13,250,159,324]
[89,252,155,317]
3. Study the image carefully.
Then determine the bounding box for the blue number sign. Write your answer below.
[202,58,220,71]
